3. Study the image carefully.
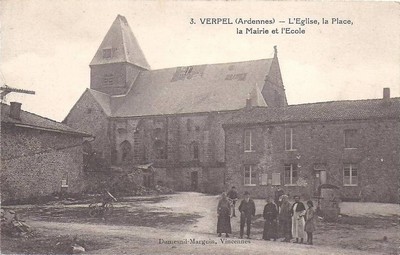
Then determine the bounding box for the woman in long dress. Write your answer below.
[263,196,278,241]
[278,195,291,242]
[217,192,232,237]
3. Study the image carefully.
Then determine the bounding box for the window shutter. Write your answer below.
[272,173,281,185]
[261,173,268,185]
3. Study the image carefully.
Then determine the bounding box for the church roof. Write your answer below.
[87,89,112,116]
[223,97,400,127]
[90,15,150,69]
[110,58,272,117]
[1,103,91,136]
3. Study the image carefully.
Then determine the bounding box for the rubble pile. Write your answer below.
[54,235,86,254]
[1,209,34,238]
[154,185,174,194]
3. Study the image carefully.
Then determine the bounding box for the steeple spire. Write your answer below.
[273,45,278,58]
[90,15,150,69]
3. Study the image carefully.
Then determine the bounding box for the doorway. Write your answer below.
[314,170,327,195]
[191,171,198,191]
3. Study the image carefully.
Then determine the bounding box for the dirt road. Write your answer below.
[2,192,398,254]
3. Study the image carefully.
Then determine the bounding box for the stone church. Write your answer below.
[64,15,287,193]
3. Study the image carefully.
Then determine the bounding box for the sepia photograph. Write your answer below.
[0,1,399,254]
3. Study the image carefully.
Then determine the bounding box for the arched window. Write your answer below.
[153,140,167,159]
[120,140,132,162]
[191,141,199,160]
[82,141,92,170]
[186,119,193,132]
[154,127,162,138]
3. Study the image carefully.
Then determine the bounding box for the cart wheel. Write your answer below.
[104,203,114,216]
[88,203,99,217]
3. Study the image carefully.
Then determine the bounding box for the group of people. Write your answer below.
[217,186,317,245]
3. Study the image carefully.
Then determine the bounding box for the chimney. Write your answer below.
[10,102,22,120]
[246,96,252,109]
[383,88,390,100]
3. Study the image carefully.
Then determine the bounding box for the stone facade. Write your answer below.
[1,126,86,202]
[224,106,400,203]
[63,90,112,163]
[105,112,234,192]
[62,15,288,194]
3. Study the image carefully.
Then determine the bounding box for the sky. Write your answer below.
[0,0,399,121]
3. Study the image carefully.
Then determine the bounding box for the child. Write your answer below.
[304,200,316,245]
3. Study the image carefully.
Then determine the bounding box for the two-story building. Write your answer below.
[223,89,400,203]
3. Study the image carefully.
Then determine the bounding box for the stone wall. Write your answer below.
[108,112,235,192]
[90,63,142,96]
[225,118,400,203]
[64,90,112,163]
[1,127,85,202]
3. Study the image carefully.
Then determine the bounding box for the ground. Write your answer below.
[1,192,399,255]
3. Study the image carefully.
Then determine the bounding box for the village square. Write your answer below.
[1,2,399,255]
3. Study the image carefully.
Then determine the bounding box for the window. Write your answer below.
[61,174,68,188]
[191,141,199,160]
[184,66,193,75]
[343,164,358,186]
[193,144,199,160]
[272,173,281,186]
[153,128,162,138]
[344,129,358,148]
[154,140,167,159]
[102,48,112,58]
[244,165,257,186]
[82,141,92,170]
[284,164,298,185]
[186,119,193,132]
[103,74,114,86]
[120,140,132,162]
[285,128,296,151]
[244,129,255,152]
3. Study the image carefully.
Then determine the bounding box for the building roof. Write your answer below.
[108,58,272,117]
[90,15,150,69]
[1,103,91,137]
[224,98,400,127]
[87,89,112,116]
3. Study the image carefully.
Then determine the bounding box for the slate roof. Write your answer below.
[111,58,272,117]
[87,89,112,116]
[224,98,400,127]
[90,15,150,69]
[1,103,91,136]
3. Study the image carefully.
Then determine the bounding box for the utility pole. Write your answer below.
[0,84,35,102]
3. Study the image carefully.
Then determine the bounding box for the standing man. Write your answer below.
[290,195,306,244]
[227,186,239,217]
[238,191,256,239]
[274,186,284,209]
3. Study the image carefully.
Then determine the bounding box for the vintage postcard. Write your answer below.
[1,1,399,254]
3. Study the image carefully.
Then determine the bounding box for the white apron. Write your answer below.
[291,203,306,239]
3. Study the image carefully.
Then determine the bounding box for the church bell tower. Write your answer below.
[89,15,150,95]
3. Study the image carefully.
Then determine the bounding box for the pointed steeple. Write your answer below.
[90,15,150,69]
[250,83,268,107]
